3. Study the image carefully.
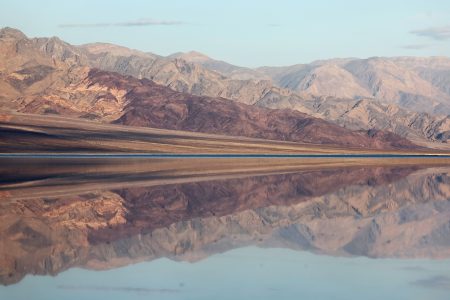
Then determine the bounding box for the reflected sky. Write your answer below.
[2,247,450,300]
[1,158,450,299]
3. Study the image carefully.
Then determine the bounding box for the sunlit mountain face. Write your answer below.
[1,27,450,152]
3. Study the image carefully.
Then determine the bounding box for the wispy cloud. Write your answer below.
[411,275,450,290]
[401,44,431,50]
[59,18,186,28]
[410,26,450,40]
[408,12,450,24]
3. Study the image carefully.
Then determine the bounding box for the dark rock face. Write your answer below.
[67,69,418,150]
[6,65,55,90]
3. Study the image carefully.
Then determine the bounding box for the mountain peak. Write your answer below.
[0,27,27,40]
[169,50,211,62]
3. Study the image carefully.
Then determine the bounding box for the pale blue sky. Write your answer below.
[1,0,449,67]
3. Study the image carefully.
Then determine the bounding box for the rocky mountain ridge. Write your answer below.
[0,27,420,150]
[1,27,450,147]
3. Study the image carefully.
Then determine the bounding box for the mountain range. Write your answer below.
[1,27,450,150]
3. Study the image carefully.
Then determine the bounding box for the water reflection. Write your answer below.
[1,158,450,299]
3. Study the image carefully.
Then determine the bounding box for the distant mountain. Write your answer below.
[257,57,450,115]
[390,56,450,97]
[81,42,161,59]
[75,34,450,146]
[168,50,270,80]
[81,42,275,105]
[1,27,449,148]
[257,95,450,148]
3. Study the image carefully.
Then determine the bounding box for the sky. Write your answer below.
[0,0,449,67]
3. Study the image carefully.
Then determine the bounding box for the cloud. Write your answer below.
[411,275,450,290]
[410,26,450,40]
[59,18,185,28]
[401,44,431,50]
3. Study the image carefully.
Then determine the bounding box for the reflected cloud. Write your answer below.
[57,285,180,293]
[411,275,450,290]
[400,266,429,272]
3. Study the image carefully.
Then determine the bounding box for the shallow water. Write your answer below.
[4,247,450,300]
[1,159,450,299]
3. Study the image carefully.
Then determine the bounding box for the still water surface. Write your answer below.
[1,158,450,299]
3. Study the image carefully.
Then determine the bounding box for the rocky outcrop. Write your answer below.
[257,94,450,147]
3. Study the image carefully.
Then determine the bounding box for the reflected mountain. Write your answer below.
[1,159,450,285]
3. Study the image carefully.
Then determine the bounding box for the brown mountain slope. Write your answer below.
[1,27,449,148]
[81,42,274,105]
[79,37,450,145]
[0,30,422,151]
[0,66,421,152]
[257,94,450,148]
[87,69,418,149]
